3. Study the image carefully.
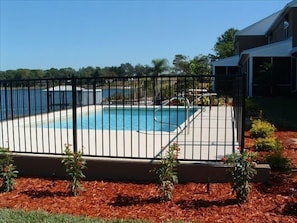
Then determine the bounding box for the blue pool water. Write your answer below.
[48,107,198,132]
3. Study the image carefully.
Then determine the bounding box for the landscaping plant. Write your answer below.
[266,150,292,171]
[61,144,87,196]
[254,136,282,152]
[249,119,276,139]
[0,148,18,192]
[153,143,180,201]
[249,118,291,171]
[223,150,257,203]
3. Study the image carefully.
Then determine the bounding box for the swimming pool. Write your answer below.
[46,106,198,132]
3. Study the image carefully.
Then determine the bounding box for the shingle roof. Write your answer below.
[236,0,297,37]
[211,55,239,66]
[235,11,281,36]
[241,38,292,57]
[286,0,297,8]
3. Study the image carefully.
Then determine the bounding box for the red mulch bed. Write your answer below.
[1,131,297,222]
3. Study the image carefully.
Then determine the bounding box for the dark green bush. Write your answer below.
[266,152,292,171]
[245,98,260,116]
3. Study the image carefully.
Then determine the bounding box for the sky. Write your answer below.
[0,0,293,71]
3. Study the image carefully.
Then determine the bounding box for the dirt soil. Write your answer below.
[1,131,297,223]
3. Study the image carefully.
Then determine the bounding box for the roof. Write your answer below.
[236,0,297,37]
[239,38,292,65]
[211,55,239,66]
[47,85,84,91]
[240,38,292,57]
[46,85,102,92]
[213,40,292,67]
[285,0,297,9]
[235,11,281,36]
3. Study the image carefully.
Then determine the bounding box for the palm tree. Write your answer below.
[152,58,169,76]
[151,59,169,104]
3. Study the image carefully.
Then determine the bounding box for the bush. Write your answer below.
[223,151,257,203]
[266,152,292,171]
[153,143,180,201]
[254,136,282,152]
[249,119,276,139]
[61,144,87,196]
[0,148,18,192]
[245,98,260,116]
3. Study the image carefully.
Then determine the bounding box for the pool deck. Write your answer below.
[0,105,237,161]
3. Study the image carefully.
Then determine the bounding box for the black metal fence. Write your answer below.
[0,75,245,161]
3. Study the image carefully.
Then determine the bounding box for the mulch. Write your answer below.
[1,131,297,223]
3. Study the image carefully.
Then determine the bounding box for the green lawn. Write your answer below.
[249,97,297,131]
[0,209,149,223]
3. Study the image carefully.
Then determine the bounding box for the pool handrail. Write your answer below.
[153,96,191,134]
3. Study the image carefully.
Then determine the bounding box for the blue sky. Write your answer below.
[0,0,293,71]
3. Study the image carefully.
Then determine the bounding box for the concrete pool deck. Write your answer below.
[1,105,271,183]
[0,105,237,161]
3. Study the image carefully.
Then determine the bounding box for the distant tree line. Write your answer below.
[0,54,212,80]
[0,28,237,80]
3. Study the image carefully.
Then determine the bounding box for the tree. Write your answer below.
[172,54,190,74]
[45,68,60,79]
[151,58,169,76]
[59,68,76,78]
[151,59,169,104]
[211,28,238,60]
[77,66,96,78]
[118,63,134,77]
[189,55,211,75]
[134,64,151,77]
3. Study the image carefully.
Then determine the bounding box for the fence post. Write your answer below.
[240,74,246,153]
[72,76,77,153]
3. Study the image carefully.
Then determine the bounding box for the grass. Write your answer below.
[250,97,297,131]
[0,208,149,223]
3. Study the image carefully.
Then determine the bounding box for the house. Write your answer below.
[212,0,297,97]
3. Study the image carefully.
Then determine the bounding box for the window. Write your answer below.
[284,16,289,40]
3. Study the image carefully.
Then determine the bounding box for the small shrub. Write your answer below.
[1,164,18,192]
[61,144,87,196]
[223,151,257,203]
[153,143,180,201]
[0,148,13,170]
[249,119,276,139]
[254,136,282,152]
[0,148,18,192]
[266,152,292,171]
